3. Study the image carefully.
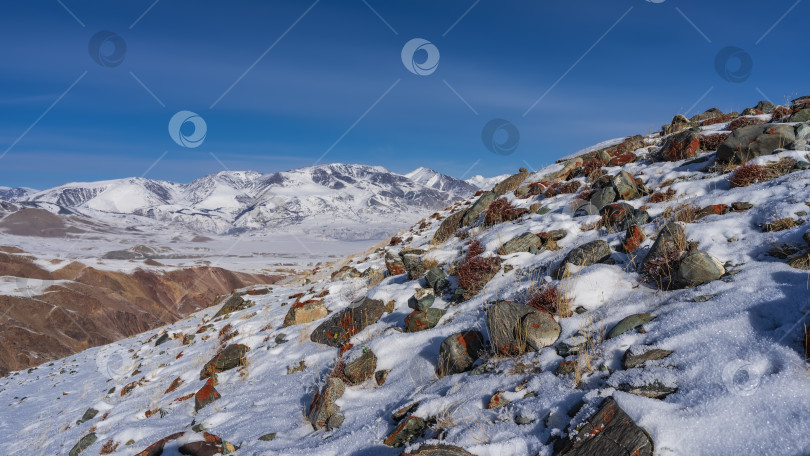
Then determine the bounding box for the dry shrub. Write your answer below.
[544,180,582,198]
[673,203,701,224]
[728,117,765,131]
[457,256,502,298]
[763,218,800,232]
[526,284,560,314]
[582,159,606,181]
[484,198,526,226]
[389,236,403,246]
[465,239,485,261]
[729,163,768,188]
[641,249,686,291]
[648,188,676,203]
[99,440,119,455]
[700,132,730,151]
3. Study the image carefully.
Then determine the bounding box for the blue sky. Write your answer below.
[0,0,807,188]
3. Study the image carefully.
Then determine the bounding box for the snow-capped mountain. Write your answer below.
[0,186,36,201]
[7,164,477,238]
[465,173,510,190]
[405,167,479,196]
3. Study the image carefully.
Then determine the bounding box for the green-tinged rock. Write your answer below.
[258,433,277,441]
[623,348,673,369]
[154,333,169,346]
[342,349,377,385]
[76,407,98,425]
[68,433,97,456]
[405,307,446,332]
[408,287,435,311]
[607,313,655,339]
[383,415,426,447]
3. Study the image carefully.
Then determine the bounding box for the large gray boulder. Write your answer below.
[487,301,533,355]
[556,240,612,278]
[501,232,544,255]
[643,222,685,266]
[717,124,796,163]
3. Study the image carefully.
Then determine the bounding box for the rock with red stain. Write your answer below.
[600,203,650,232]
[383,415,426,447]
[385,252,406,276]
[622,225,647,253]
[310,297,385,347]
[405,308,446,332]
[308,377,346,430]
[134,432,186,456]
[608,152,638,167]
[164,377,183,394]
[331,265,362,282]
[403,444,475,456]
[520,310,561,351]
[199,344,249,379]
[661,130,701,161]
[437,330,484,377]
[375,369,390,385]
[612,171,641,200]
[487,390,510,409]
[553,397,653,456]
[282,299,327,327]
[194,377,221,412]
[487,301,533,356]
[342,349,377,385]
[695,204,730,221]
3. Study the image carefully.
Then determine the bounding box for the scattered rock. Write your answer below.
[200,344,249,379]
[717,124,796,163]
[392,402,420,422]
[375,369,390,385]
[607,313,655,339]
[600,202,650,231]
[487,301,533,355]
[520,311,561,351]
[492,171,530,196]
[405,308,446,332]
[331,265,362,282]
[308,377,346,430]
[343,349,377,385]
[501,232,544,255]
[675,250,725,288]
[134,432,186,456]
[282,299,328,327]
[401,252,427,280]
[556,240,612,279]
[755,100,775,113]
[408,288,435,311]
[616,381,677,399]
[154,333,170,346]
[589,186,617,211]
[623,348,673,369]
[437,331,484,377]
[384,415,426,447]
[622,225,646,253]
[195,377,221,412]
[76,407,98,425]
[425,267,450,294]
[68,433,97,456]
[661,130,701,161]
[461,191,497,227]
[643,222,685,266]
[791,109,810,123]
[213,294,252,318]
[310,297,385,347]
[258,433,277,441]
[487,390,510,409]
[553,397,653,456]
[613,171,641,200]
[403,444,475,456]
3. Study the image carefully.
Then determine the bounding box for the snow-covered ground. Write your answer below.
[2,114,810,456]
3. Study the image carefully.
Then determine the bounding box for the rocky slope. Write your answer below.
[3,95,810,456]
[0,248,283,375]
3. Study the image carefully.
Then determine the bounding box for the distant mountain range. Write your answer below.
[0,164,503,240]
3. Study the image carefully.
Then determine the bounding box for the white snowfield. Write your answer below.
[2,130,810,456]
